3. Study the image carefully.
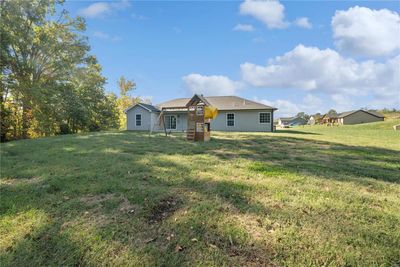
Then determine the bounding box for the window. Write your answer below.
[259,112,271,124]
[165,115,177,130]
[226,113,235,127]
[135,114,142,126]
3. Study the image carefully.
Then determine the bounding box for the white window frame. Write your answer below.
[259,112,271,124]
[226,113,235,127]
[164,115,177,130]
[135,113,142,126]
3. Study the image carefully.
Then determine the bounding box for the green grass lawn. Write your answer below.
[1,119,400,266]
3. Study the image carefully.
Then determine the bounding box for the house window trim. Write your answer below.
[135,113,142,126]
[226,113,235,127]
[258,112,271,124]
[164,115,177,130]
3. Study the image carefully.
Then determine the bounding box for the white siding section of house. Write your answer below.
[128,108,274,132]
[126,105,152,130]
[211,110,273,132]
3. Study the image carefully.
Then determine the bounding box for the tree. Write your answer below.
[1,0,118,141]
[116,76,140,129]
[327,109,338,116]
[296,112,310,120]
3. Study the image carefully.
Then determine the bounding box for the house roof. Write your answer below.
[279,117,294,121]
[157,96,277,111]
[338,109,384,118]
[124,102,160,113]
[279,116,307,122]
[322,113,338,119]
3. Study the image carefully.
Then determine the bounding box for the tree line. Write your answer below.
[1,0,139,142]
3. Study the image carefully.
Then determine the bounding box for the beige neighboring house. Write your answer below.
[337,110,384,125]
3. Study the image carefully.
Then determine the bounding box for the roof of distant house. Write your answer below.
[322,113,338,119]
[338,109,384,118]
[279,116,307,122]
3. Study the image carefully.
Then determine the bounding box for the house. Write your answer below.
[277,116,307,127]
[337,110,384,125]
[125,95,277,132]
[321,114,339,124]
[308,114,322,125]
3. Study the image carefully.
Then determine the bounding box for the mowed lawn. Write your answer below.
[1,120,400,266]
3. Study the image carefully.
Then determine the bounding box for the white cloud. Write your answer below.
[233,23,255,32]
[182,74,242,96]
[331,94,354,111]
[303,94,322,109]
[79,2,110,18]
[332,6,400,57]
[92,31,121,42]
[239,0,288,29]
[132,13,148,20]
[295,17,312,29]
[257,98,301,117]
[173,27,182,34]
[78,0,130,18]
[256,94,324,117]
[93,31,109,39]
[241,45,400,103]
[252,37,266,43]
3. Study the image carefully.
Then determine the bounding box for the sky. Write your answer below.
[64,0,400,117]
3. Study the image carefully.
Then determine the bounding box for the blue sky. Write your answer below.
[64,0,400,116]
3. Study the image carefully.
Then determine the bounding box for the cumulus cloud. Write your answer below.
[294,17,312,29]
[256,94,324,117]
[182,74,242,96]
[239,0,288,29]
[240,45,400,103]
[78,0,130,18]
[257,98,301,117]
[331,94,354,111]
[332,6,400,57]
[233,23,255,32]
[92,31,121,42]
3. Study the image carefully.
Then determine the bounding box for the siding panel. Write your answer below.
[342,111,384,125]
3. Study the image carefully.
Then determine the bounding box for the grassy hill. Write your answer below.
[1,120,399,266]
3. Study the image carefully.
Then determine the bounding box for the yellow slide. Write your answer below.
[204,106,218,119]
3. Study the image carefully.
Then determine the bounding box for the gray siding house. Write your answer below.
[125,96,277,132]
[337,110,384,125]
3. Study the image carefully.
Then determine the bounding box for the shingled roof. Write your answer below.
[124,102,160,113]
[338,110,384,118]
[157,96,277,111]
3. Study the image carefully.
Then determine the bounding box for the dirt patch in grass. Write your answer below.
[227,246,275,266]
[118,197,140,214]
[79,193,116,206]
[147,196,181,224]
[0,176,42,186]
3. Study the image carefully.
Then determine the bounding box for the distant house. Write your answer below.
[277,116,307,127]
[321,114,339,124]
[125,95,277,132]
[308,115,323,125]
[337,110,384,125]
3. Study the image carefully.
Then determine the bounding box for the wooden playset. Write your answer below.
[185,94,218,141]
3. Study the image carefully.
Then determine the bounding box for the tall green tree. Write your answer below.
[116,76,140,129]
[1,0,119,141]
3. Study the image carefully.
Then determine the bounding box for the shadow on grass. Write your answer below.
[275,129,320,135]
[1,131,399,266]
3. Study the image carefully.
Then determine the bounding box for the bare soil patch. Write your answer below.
[147,196,181,224]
